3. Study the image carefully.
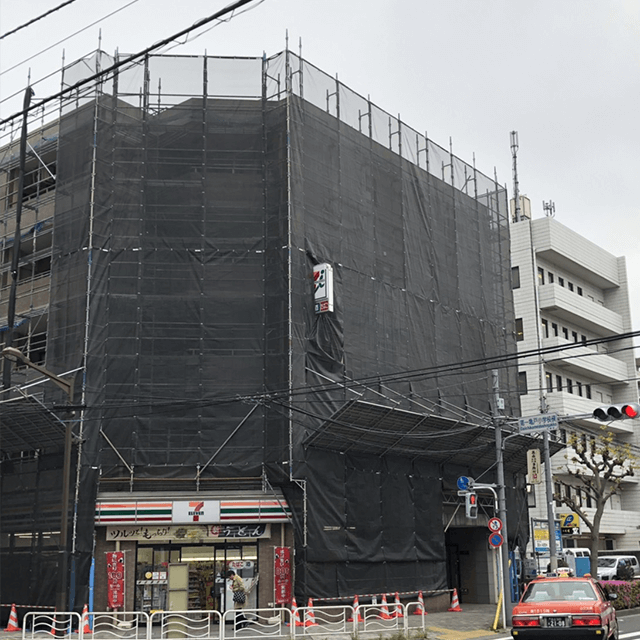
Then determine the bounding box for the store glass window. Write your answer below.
[135,542,259,613]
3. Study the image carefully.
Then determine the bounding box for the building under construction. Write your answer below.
[0,50,530,614]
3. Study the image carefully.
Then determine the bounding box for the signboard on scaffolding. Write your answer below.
[313,263,334,313]
[274,546,292,605]
[106,551,125,609]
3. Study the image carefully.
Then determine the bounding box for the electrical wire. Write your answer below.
[33,327,638,421]
[0,0,80,41]
[0,0,265,127]
[0,0,142,78]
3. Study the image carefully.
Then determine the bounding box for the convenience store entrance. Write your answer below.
[136,542,257,612]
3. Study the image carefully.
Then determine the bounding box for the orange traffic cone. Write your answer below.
[49,609,58,636]
[448,588,462,612]
[413,591,427,615]
[75,604,92,635]
[347,595,364,623]
[377,594,393,620]
[4,604,21,632]
[391,592,403,618]
[288,598,304,627]
[305,598,319,627]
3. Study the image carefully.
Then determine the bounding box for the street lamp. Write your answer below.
[0,347,75,620]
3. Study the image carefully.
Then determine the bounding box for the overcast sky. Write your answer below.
[1,0,639,326]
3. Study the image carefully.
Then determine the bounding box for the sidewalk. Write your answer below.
[0,605,512,640]
[415,604,510,640]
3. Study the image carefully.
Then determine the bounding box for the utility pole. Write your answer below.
[544,429,558,574]
[492,370,512,625]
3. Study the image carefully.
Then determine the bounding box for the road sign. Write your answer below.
[457,476,473,491]
[488,532,504,549]
[488,517,503,533]
[518,413,558,434]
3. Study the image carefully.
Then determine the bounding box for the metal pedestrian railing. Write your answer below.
[19,602,426,639]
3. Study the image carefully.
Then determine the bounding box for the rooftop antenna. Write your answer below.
[543,200,555,217]
[510,131,521,222]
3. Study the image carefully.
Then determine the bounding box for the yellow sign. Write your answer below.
[560,513,580,534]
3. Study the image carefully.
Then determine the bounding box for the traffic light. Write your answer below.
[592,403,640,422]
[465,492,478,519]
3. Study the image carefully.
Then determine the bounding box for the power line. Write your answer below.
[42,329,639,419]
[0,0,264,127]
[0,0,142,78]
[0,0,80,41]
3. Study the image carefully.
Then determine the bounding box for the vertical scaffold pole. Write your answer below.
[3,86,33,391]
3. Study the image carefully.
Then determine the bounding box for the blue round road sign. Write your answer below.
[489,532,504,549]
[457,476,472,491]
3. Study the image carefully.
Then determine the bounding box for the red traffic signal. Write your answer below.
[593,403,640,421]
[465,492,478,519]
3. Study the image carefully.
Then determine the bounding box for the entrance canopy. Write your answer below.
[305,399,562,474]
[0,394,67,456]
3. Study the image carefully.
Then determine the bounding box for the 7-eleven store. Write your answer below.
[94,493,293,613]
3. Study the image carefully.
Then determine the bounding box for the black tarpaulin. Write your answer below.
[1,50,523,608]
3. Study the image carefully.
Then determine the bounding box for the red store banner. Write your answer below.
[106,551,125,609]
[274,546,292,605]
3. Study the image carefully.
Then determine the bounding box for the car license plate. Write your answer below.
[546,617,567,627]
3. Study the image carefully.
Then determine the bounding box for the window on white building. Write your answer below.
[511,266,520,289]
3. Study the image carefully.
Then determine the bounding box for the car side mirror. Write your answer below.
[608,592,618,600]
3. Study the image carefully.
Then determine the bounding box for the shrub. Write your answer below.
[600,579,640,610]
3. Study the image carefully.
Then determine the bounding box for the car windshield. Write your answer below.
[598,558,617,567]
[522,581,597,602]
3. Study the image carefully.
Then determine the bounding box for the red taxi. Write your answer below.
[511,576,618,639]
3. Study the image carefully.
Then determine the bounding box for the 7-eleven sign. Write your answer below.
[173,500,220,523]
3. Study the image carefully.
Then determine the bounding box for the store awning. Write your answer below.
[305,399,563,474]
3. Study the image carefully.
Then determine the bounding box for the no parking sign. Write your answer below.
[488,532,504,549]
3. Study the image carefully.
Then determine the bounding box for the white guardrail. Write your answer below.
[20,603,427,639]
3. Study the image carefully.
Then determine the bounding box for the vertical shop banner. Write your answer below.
[274,547,291,604]
[106,551,125,609]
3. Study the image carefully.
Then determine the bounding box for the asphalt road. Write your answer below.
[619,609,640,637]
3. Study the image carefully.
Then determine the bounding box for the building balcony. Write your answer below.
[532,216,621,289]
[543,336,630,384]
[539,283,623,336]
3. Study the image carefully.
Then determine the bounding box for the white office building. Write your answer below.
[511,202,640,553]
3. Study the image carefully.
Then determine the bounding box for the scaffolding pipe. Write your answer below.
[3,86,33,392]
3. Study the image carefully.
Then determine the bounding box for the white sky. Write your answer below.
[1,0,640,326]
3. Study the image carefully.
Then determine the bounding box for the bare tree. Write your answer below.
[554,430,636,577]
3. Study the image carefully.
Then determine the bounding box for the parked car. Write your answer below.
[511,576,618,639]
[597,555,639,581]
